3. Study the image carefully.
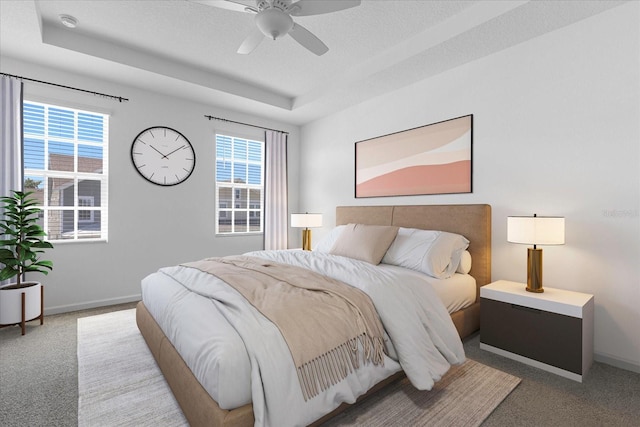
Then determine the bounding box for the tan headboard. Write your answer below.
[336,204,491,301]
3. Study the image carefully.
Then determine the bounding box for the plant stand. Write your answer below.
[0,283,44,335]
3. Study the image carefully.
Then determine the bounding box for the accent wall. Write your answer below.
[298,3,640,372]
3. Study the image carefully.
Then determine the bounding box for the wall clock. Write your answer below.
[131,126,196,186]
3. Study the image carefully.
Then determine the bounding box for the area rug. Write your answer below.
[78,309,520,426]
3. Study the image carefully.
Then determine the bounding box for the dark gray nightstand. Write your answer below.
[480,280,594,382]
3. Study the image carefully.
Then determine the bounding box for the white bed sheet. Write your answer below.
[378,263,477,314]
[140,250,471,417]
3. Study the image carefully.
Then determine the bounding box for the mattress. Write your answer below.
[382,263,477,314]
[140,250,474,410]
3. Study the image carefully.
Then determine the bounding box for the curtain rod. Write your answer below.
[1,72,129,103]
[204,115,289,135]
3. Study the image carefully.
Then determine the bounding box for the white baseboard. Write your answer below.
[594,352,640,374]
[45,295,640,376]
[44,294,141,316]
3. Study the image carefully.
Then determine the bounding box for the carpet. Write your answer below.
[78,309,520,426]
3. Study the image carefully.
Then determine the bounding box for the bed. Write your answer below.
[136,204,491,426]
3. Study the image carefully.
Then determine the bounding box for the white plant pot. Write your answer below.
[0,281,42,325]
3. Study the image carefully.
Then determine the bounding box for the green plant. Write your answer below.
[0,190,53,286]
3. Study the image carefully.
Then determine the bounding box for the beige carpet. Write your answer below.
[78,309,520,426]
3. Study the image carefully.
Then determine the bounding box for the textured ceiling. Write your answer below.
[0,0,627,125]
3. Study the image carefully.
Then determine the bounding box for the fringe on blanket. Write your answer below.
[296,334,385,401]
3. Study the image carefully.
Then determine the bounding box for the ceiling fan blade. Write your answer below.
[289,0,361,16]
[237,27,265,54]
[288,23,328,56]
[188,0,257,13]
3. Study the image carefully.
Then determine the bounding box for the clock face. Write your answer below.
[131,126,196,186]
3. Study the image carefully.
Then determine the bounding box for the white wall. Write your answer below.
[1,56,301,313]
[299,3,640,372]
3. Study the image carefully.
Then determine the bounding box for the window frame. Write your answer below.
[215,132,264,236]
[22,100,109,243]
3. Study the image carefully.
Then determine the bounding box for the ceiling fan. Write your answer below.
[190,0,361,56]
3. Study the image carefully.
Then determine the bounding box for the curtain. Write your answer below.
[1,76,24,286]
[263,130,288,250]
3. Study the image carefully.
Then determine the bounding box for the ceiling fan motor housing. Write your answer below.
[257,0,292,12]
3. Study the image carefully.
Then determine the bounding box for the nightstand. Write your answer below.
[480,280,594,382]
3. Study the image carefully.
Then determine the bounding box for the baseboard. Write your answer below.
[44,294,141,316]
[45,295,640,376]
[594,352,640,374]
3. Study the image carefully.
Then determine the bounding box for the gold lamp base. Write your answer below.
[526,247,544,293]
[301,229,312,251]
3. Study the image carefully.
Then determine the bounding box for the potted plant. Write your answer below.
[0,190,53,334]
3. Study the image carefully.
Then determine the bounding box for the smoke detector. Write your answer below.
[59,14,78,28]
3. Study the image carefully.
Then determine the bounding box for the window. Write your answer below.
[215,134,263,234]
[23,101,109,241]
[78,196,95,222]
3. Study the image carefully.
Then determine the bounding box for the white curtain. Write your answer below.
[263,130,288,250]
[1,76,23,286]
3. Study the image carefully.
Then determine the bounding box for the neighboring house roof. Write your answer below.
[49,153,103,175]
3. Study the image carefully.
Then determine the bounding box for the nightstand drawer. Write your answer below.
[481,298,583,374]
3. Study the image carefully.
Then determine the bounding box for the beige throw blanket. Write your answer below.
[183,255,386,401]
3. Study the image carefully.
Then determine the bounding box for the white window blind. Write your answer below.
[215,133,264,234]
[23,101,109,241]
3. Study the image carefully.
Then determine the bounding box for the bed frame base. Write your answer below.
[137,203,491,426]
[137,302,254,426]
[136,299,480,427]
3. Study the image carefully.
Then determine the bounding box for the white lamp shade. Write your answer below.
[291,213,323,228]
[507,216,565,245]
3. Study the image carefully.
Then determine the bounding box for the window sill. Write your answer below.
[215,232,263,237]
[49,239,108,245]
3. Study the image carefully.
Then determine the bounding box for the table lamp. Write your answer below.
[291,213,322,251]
[507,214,565,293]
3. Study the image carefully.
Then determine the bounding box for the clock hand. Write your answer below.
[150,145,168,159]
[163,145,186,158]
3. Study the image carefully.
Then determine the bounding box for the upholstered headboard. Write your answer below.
[336,204,492,301]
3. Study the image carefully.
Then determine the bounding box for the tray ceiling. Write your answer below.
[0,0,626,125]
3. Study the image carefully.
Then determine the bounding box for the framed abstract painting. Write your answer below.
[355,114,473,198]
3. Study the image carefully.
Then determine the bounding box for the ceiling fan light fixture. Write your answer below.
[255,8,293,40]
[195,0,361,55]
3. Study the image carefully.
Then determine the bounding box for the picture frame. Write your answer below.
[355,114,473,198]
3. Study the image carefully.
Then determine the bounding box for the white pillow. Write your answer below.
[329,224,399,265]
[313,225,346,253]
[381,228,469,279]
[456,250,472,274]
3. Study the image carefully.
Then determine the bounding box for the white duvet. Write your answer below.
[142,250,465,427]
